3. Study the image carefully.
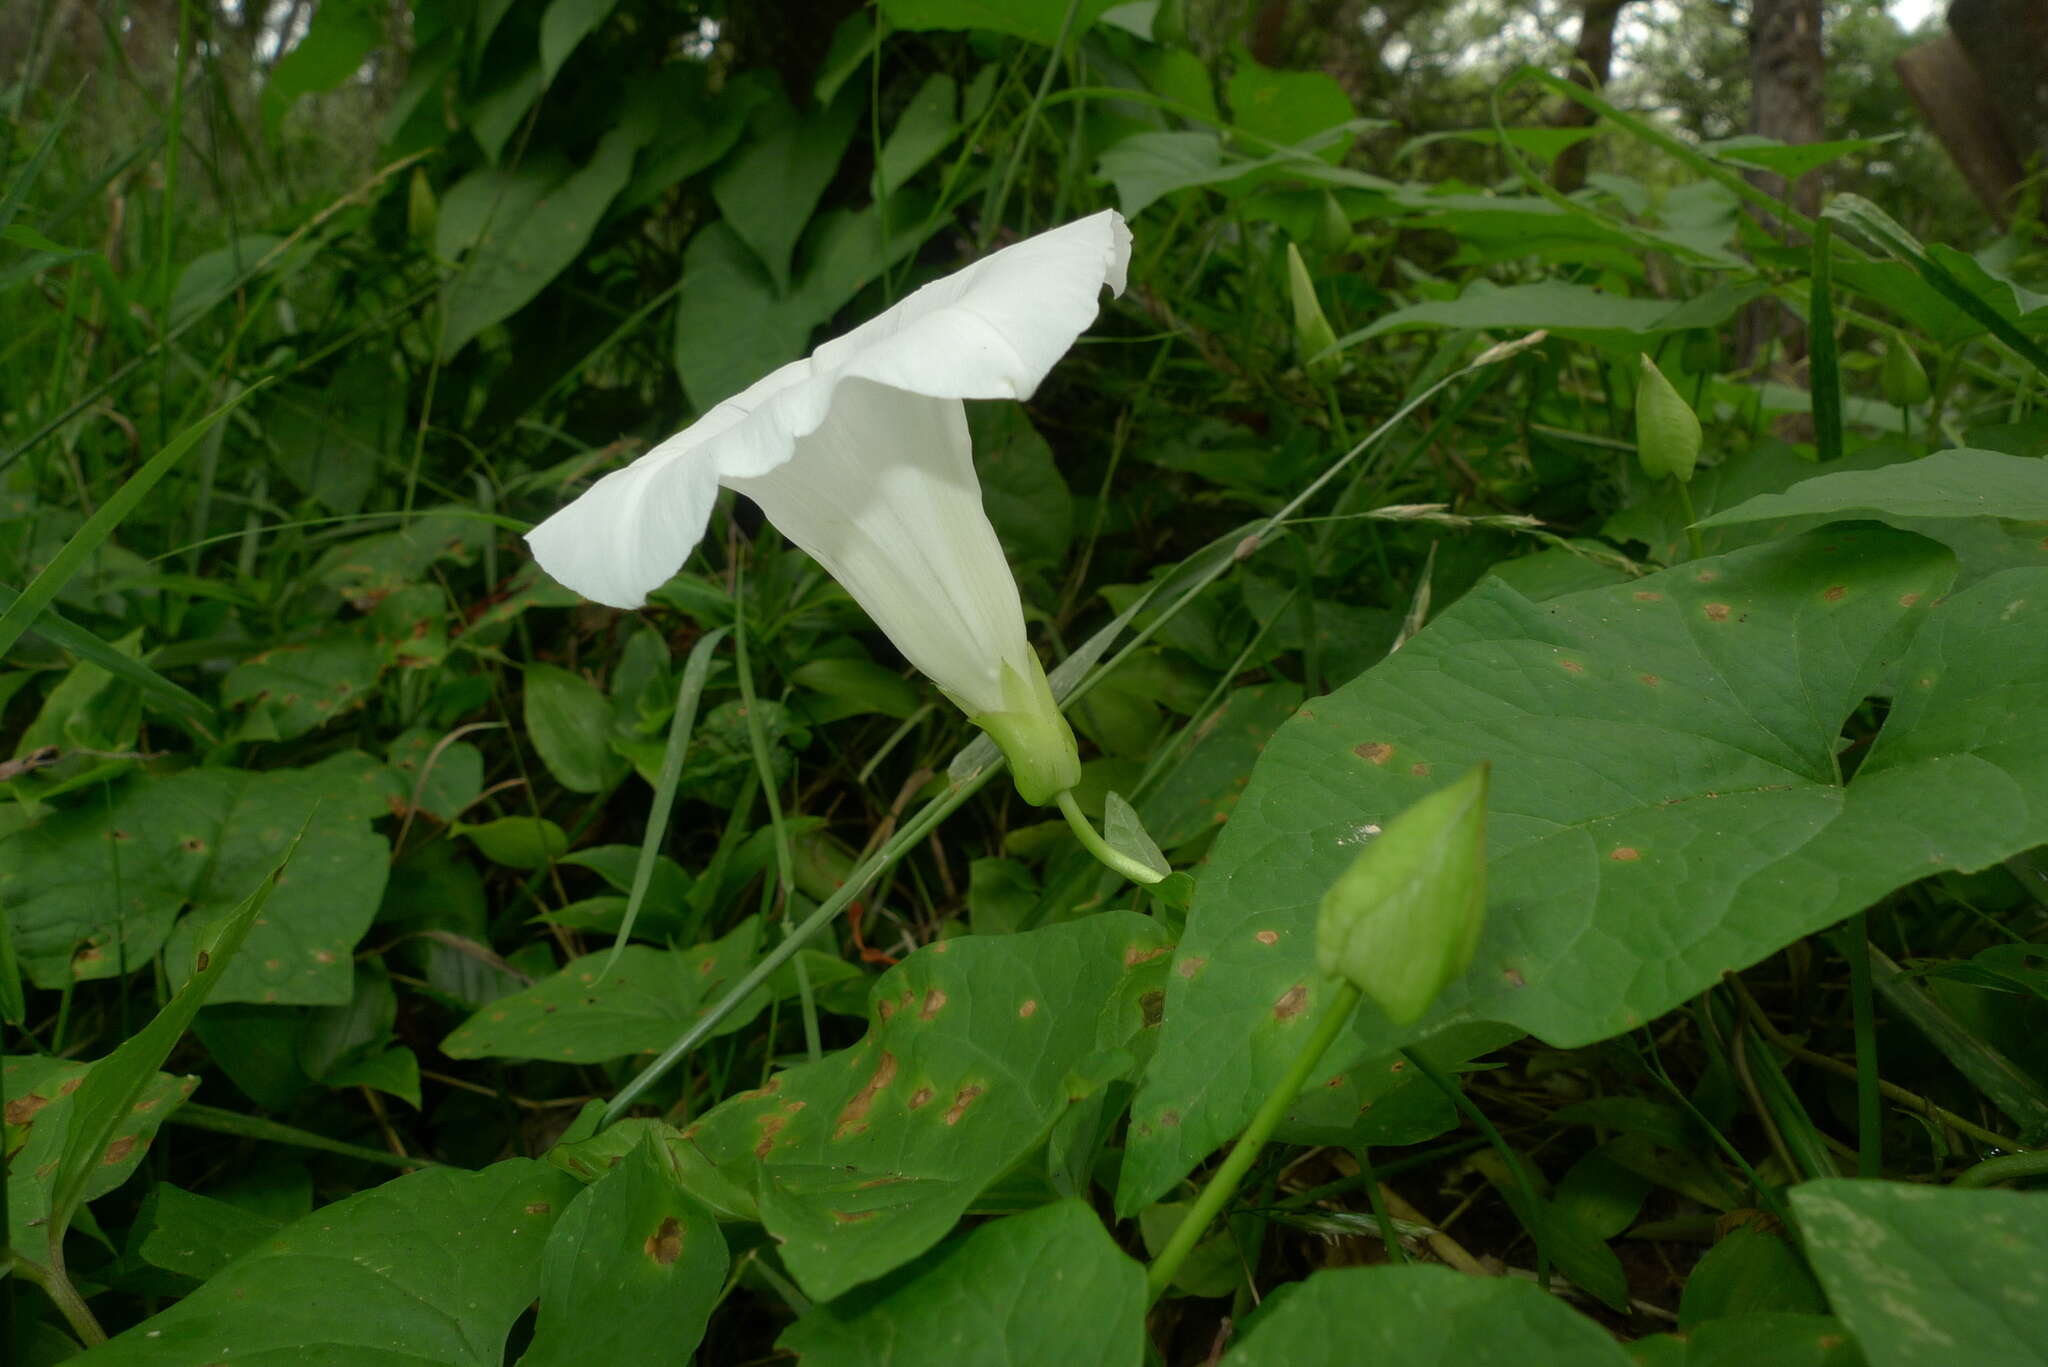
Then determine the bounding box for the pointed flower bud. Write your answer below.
[1287,242,1340,379]
[1635,353,1701,484]
[527,211,1133,806]
[1316,763,1488,1025]
[1882,338,1931,407]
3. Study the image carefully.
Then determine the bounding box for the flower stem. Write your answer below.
[1145,981,1361,1304]
[1675,478,1706,561]
[1053,788,1164,885]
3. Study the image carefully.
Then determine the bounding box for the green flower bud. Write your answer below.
[970,655,1081,807]
[1315,192,1353,255]
[1882,339,1931,407]
[1316,763,1488,1025]
[1635,353,1701,484]
[1287,242,1340,379]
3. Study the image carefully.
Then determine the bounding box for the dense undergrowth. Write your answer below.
[4,2,2048,1364]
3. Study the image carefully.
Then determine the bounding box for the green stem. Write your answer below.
[1675,478,1706,562]
[1401,1046,1552,1290]
[1146,981,1361,1303]
[1953,1151,2048,1189]
[1357,1146,1408,1263]
[1053,788,1164,886]
[1845,911,1882,1178]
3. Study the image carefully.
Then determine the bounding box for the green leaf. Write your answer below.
[442,920,767,1063]
[41,829,296,1257]
[877,0,1121,46]
[1679,1228,1827,1329]
[673,221,815,411]
[6,1056,197,1266]
[1629,1315,1865,1367]
[539,0,618,84]
[791,657,923,722]
[877,72,960,196]
[1220,1265,1634,1366]
[779,1200,1145,1366]
[223,635,384,739]
[523,663,625,794]
[456,815,569,869]
[972,405,1074,568]
[135,1184,285,1283]
[521,1134,728,1367]
[1139,683,1303,849]
[262,0,380,134]
[1699,449,2048,529]
[1707,133,1901,182]
[437,126,639,359]
[80,1160,581,1366]
[683,912,1171,1301]
[1793,1180,2048,1366]
[1342,279,1761,351]
[1226,53,1356,158]
[711,90,859,296]
[2,754,394,1003]
[1118,528,2048,1210]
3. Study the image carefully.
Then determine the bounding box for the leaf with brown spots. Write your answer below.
[683,912,1171,1302]
[524,1135,728,1366]
[1124,527,1983,1213]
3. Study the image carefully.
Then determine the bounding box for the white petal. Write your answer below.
[722,379,1031,716]
[523,357,814,608]
[814,209,1132,403]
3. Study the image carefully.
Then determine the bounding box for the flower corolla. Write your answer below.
[527,209,1132,804]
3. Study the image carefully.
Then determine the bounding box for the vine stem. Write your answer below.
[1053,789,1164,886]
[1146,981,1361,1304]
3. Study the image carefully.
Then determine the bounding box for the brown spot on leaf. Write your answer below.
[1559,659,1584,673]
[1355,742,1394,765]
[1018,1000,1038,1018]
[1823,585,1846,602]
[194,951,210,973]
[6,1095,48,1125]
[644,1217,683,1266]
[908,1087,935,1110]
[830,1208,878,1224]
[1410,763,1431,777]
[1176,956,1205,979]
[103,1136,137,1165]
[182,838,205,853]
[1504,968,1526,988]
[1639,674,1661,687]
[1160,1109,1181,1128]
[919,988,948,1020]
[109,829,131,842]
[835,1052,898,1138]
[1255,930,1279,946]
[1140,989,1165,1026]
[1704,603,1731,622]
[1899,592,1920,607]
[1696,569,1719,582]
[1273,984,1309,1020]
[1633,591,1662,602]
[943,1085,985,1126]
[1610,846,1642,862]
[525,1202,552,1214]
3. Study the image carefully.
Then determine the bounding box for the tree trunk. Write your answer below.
[1549,0,1630,194]
[1738,0,1824,367]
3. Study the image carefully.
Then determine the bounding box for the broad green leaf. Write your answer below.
[876,72,959,196]
[262,0,379,133]
[2,754,394,1003]
[314,508,487,606]
[1707,133,1900,182]
[0,587,213,729]
[973,405,1074,567]
[5,1056,196,1264]
[878,0,1121,46]
[791,657,923,722]
[521,1135,728,1367]
[223,635,383,739]
[1139,683,1303,849]
[1342,279,1762,350]
[1699,448,2048,529]
[682,912,1171,1301]
[387,728,484,823]
[1629,1314,1865,1367]
[1220,1265,1634,1366]
[1118,528,2048,1210]
[1227,54,1355,158]
[135,1184,284,1283]
[523,663,624,794]
[456,815,569,869]
[1679,1228,1827,1328]
[12,832,293,1266]
[538,0,617,83]
[442,920,766,1063]
[1792,1180,2048,1366]
[673,220,815,411]
[438,125,639,358]
[779,1200,1145,1367]
[79,1160,581,1366]
[711,90,859,296]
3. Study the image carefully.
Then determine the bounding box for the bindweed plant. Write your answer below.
[4,3,2048,1365]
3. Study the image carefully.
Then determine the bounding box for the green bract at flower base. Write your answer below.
[1315,763,1489,1025]
[963,657,1079,808]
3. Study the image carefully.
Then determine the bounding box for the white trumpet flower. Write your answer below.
[527,209,1132,806]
